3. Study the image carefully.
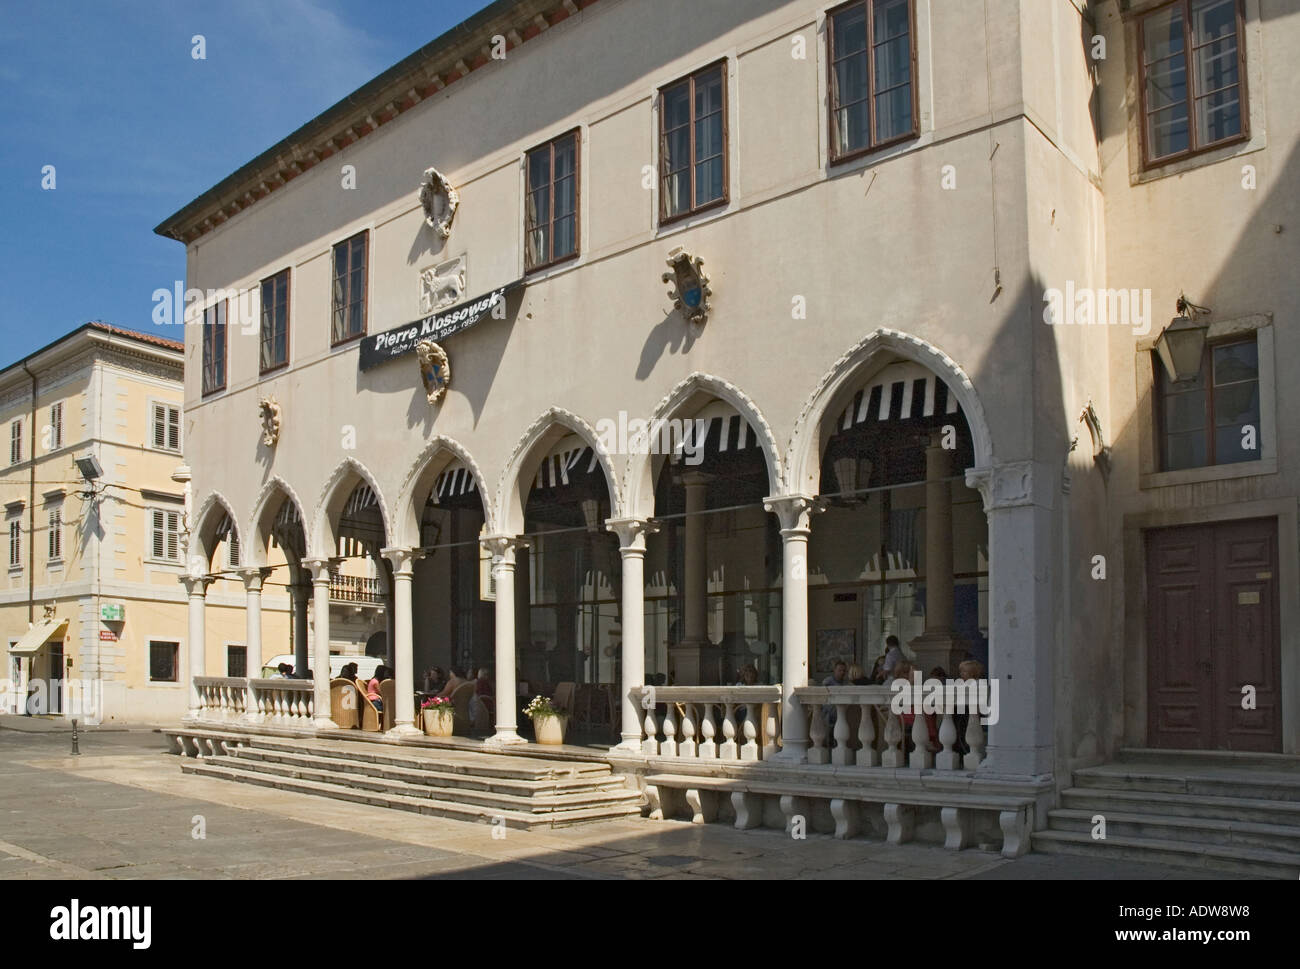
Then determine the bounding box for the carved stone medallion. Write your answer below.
[258,396,281,447]
[416,340,450,404]
[419,167,460,239]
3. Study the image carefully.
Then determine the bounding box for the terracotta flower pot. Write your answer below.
[532,713,567,745]
[422,707,454,737]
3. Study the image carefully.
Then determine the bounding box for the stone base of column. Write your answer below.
[669,639,723,685]
[906,632,970,677]
[386,723,423,739]
[610,737,645,755]
[485,729,527,746]
[767,743,808,765]
[313,716,338,732]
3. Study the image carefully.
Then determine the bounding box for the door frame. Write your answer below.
[1124,498,1299,754]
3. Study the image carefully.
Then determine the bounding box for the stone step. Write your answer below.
[1117,747,1300,770]
[218,752,643,814]
[181,760,643,829]
[1047,808,1300,854]
[232,747,627,798]
[1073,765,1300,802]
[245,735,612,781]
[1060,787,1300,825]
[1031,828,1300,879]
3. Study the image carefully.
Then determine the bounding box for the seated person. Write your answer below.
[366,665,388,711]
[339,662,358,683]
[891,661,939,753]
[848,663,871,686]
[954,659,985,754]
[423,667,447,694]
[438,667,468,698]
[734,664,758,686]
[474,668,492,696]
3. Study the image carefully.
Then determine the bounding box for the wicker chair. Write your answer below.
[379,679,396,732]
[329,678,360,729]
[449,681,475,735]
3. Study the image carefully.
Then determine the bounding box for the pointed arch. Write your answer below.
[395,435,494,546]
[784,328,995,494]
[309,457,392,559]
[247,475,309,568]
[623,372,783,520]
[190,490,241,574]
[496,407,621,536]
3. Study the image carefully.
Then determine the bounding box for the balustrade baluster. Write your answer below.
[882,710,905,767]
[720,703,738,760]
[857,703,879,767]
[807,702,829,765]
[909,710,933,769]
[642,704,659,756]
[661,703,678,757]
[741,704,760,762]
[936,709,959,770]
[831,702,852,766]
[698,704,717,759]
[762,705,779,760]
[679,703,697,758]
[964,709,985,770]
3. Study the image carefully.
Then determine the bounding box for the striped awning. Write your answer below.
[535,446,602,490]
[836,364,959,431]
[432,464,479,503]
[274,501,302,527]
[344,484,379,517]
[668,413,761,463]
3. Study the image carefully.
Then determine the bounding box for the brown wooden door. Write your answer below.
[1146,518,1282,752]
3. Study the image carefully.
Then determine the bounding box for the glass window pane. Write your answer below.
[695,69,723,118]
[1143,6,1184,64]
[529,186,550,226]
[349,303,363,337]
[1196,87,1241,143]
[1145,53,1187,111]
[1213,382,1259,428]
[835,53,868,115]
[1191,0,1236,45]
[664,128,691,174]
[695,156,723,206]
[695,112,722,162]
[663,171,689,216]
[1213,341,1258,383]
[527,227,548,267]
[1215,424,1260,464]
[874,0,910,42]
[554,137,576,179]
[837,99,870,155]
[873,33,911,92]
[554,175,575,218]
[1165,429,1207,471]
[527,149,549,194]
[1148,103,1190,159]
[833,6,867,57]
[875,84,912,143]
[553,215,575,259]
[1163,388,1207,434]
[662,83,690,130]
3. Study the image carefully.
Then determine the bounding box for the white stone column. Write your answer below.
[239,568,271,679]
[181,573,211,716]
[966,461,1055,777]
[290,579,310,677]
[607,518,658,752]
[381,546,421,736]
[303,557,335,730]
[763,495,819,762]
[482,535,526,745]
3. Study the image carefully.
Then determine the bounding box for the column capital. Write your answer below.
[481,534,527,566]
[301,556,335,583]
[965,460,1056,513]
[237,567,274,591]
[179,573,212,596]
[606,517,660,551]
[380,546,420,574]
[762,494,822,533]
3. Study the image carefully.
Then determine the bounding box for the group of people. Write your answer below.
[339,662,389,711]
[420,667,492,698]
[269,663,311,680]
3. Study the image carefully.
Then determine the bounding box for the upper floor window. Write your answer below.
[1140,0,1246,167]
[828,0,917,163]
[1157,337,1259,471]
[47,508,62,562]
[331,231,367,345]
[48,402,63,451]
[8,521,19,568]
[525,131,579,271]
[659,62,727,223]
[152,402,181,453]
[202,300,227,395]
[260,269,290,373]
[9,420,21,466]
[150,508,181,563]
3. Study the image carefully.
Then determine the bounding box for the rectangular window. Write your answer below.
[1140,0,1246,166]
[150,509,181,562]
[227,645,247,678]
[8,521,20,568]
[151,403,181,452]
[1157,338,1260,471]
[525,131,580,271]
[9,420,21,465]
[202,300,227,395]
[260,269,290,373]
[331,232,367,345]
[659,62,728,223]
[149,641,179,682]
[828,0,917,163]
[47,509,61,561]
[49,402,63,451]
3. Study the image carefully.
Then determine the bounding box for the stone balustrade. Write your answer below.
[247,678,315,726]
[193,676,250,722]
[639,686,781,761]
[793,682,987,770]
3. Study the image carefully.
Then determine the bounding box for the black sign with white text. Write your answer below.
[357,279,524,371]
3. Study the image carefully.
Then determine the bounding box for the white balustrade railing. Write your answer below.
[639,686,781,761]
[247,678,314,726]
[193,676,249,722]
[793,682,987,771]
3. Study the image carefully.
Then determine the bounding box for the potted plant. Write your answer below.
[523,695,567,745]
[421,696,454,737]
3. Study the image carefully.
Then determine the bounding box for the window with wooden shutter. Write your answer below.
[49,402,63,451]
[227,534,241,568]
[47,509,61,561]
[8,521,20,568]
[10,420,21,465]
[151,404,181,453]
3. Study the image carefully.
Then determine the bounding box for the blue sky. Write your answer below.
[0,0,488,359]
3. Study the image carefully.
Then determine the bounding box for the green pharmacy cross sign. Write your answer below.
[100,604,125,622]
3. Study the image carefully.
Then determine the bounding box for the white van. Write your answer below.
[259,654,383,681]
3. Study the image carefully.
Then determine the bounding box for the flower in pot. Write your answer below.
[421,695,455,737]
[523,695,567,745]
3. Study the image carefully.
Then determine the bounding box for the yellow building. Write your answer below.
[0,323,297,724]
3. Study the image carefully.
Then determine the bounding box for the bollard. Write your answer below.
[71,718,80,755]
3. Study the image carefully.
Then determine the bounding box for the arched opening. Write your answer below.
[328,479,392,671]
[249,482,310,677]
[808,359,988,682]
